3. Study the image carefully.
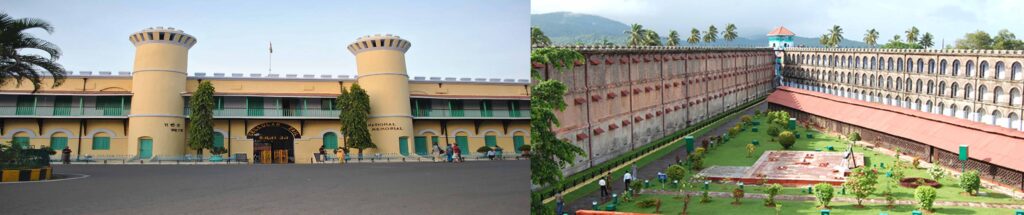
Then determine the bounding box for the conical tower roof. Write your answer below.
[767,26,795,36]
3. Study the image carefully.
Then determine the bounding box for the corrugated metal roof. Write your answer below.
[768,86,1024,171]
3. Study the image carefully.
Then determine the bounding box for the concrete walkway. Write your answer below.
[643,190,1024,209]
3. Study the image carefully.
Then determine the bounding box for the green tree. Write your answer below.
[766,125,782,138]
[844,167,879,207]
[764,183,783,206]
[723,23,738,43]
[339,84,374,159]
[814,183,835,208]
[928,165,945,180]
[778,131,796,149]
[766,110,790,128]
[848,131,861,142]
[993,29,1024,50]
[593,37,615,46]
[688,28,701,44]
[530,26,551,47]
[920,32,935,49]
[880,40,924,49]
[819,34,829,47]
[703,25,718,43]
[666,164,687,183]
[955,30,994,49]
[960,170,981,195]
[864,29,880,48]
[187,81,215,156]
[746,143,756,158]
[915,186,938,212]
[0,13,67,92]
[644,30,662,46]
[827,25,844,48]
[667,30,680,46]
[905,27,920,44]
[529,47,586,187]
[625,23,647,46]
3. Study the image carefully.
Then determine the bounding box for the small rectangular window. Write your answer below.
[371,40,377,47]
[147,32,154,40]
[362,41,369,49]
[168,33,177,42]
[158,32,165,40]
[379,39,385,48]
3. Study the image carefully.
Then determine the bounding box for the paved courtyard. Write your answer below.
[0,161,527,214]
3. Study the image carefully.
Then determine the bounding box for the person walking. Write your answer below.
[555,193,564,215]
[623,171,633,190]
[631,164,638,179]
[494,145,503,160]
[445,144,454,163]
[432,143,443,162]
[61,147,72,164]
[598,176,608,199]
[452,144,462,163]
[317,146,326,163]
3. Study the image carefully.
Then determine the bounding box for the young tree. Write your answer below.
[688,28,701,44]
[187,81,215,156]
[644,30,662,46]
[746,143,756,158]
[703,25,718,43]
[766,125,782,139]
[848,131,861,142]
[339,84,375,160]
[915,186,938,212]
[813,183,835,208]
[530,47,587,187]
[928,165,945,180]
[731,188,744,205]
[625,23,648,46]
[955,30,994,50]
[920,32,935,49]
[530,26,552,47]
[960,170,981,195]
[764,183,783,206]
[777,131,796,149]
[666,164,687,184]
[688,147,705,170]
[723,24,738,43]
[844,167,879,207]
[905,27,920,44]
[864,29,880,48]
[667,30,681,46]
[0,13,68,92]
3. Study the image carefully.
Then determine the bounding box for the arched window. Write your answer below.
[50,132,68,150]
[928,59,935,74]
[897,58,904,72]
[964,83,973,100]
[939,59,947,75]
[886,77,893,90]
[12,131,31,149]
[994,87,1005,104]
[938,81,946,96]
[906,58,914,72]
[962,105,971,119]
[871,57,877,70]
[992,110,1002,126]
[1010,113,1021,130]
[92,132,110,150]
[1013,62,1022,81]
[213,132,225,149]
[966,60,975,77]
[938,102,946,115]
[887,57,894,71]
[952,60,961,76]
[513,131,526,153]
[914,79,922,93]
[951,83,959,98]
[896,77,903,91]
[926,80,934,94]
[1012,88,1021,107]
[979,61,989,78]
[978,85,987,102]
[925,100,933,113]
[995,61,1005,80]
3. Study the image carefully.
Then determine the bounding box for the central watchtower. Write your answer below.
[347,34,414,155]
[127,27,197,158]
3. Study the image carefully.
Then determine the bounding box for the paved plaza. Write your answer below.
[0,161,528,214]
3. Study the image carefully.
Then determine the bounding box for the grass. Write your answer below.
[602,194,1018,214]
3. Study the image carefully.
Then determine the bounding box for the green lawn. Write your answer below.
[602,194,1018,215]
[623,115,1021,212]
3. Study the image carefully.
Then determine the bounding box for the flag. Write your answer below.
[269,42,273,53]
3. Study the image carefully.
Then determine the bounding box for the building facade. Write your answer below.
[780,48,1024,130]
[0,27,531,163]
[537,46,776,174]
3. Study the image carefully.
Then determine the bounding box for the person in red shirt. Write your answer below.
[452,144,462,163]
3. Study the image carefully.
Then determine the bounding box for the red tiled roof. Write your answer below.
[767,26,795,36]
[767,86,1024,171]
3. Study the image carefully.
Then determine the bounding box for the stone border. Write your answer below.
[0,167,52,183]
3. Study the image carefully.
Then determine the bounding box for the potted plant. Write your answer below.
[209,147,227,162]
[477,146,492,158]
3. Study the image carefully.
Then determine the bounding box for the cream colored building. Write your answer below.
[0,27,530,163]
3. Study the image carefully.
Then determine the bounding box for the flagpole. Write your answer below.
[268,41,273,74]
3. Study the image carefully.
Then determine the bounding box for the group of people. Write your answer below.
[597,164,639,201]
[485,146,504,160]
[432,143,463,163]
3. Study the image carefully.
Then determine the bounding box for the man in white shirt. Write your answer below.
[598,177,608,199]
[623,172,633,189]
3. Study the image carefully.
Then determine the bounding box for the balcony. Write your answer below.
[185,107,341,119]
[412,109,529,119]
[0,106,129,118]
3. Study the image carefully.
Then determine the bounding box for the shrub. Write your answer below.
[764,183,783,206]
[915,185,938,212]
[741,115,753,125]
[960,170,981,195]
[777,131,796,149]
[766,125,782,138]
[666,164,687,183]
[210,146,228,155]
[629,179,643,196]
[746,144,756,158]
[883,186,896,209]
[635,198,658,208]
[766,110,790,127]
[700,189,711,203]
[911,157,920,169]
[476,146,492,153]
[848,131,861,142]
[813,183,835,208]
[688,151,705,170]
[928,165,945,181]
[731,188,744,205]
[518,144,531,152]
[728,125,741,137]
[844,167,878,207]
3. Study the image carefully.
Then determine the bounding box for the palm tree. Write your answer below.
[594,37,615,46]
[644,30,662,46]
[625,23,647,46]
[723,23,738,43]
[688,28,701,44]
[920,32,934,49]
[864,29,880,48]
[827,25,844,48]
[0,13,67,92]
[531,26,552,47]
[905,27,920,44]
[819,34,830,47]
[703,25,718,43]
[667,30,681,46]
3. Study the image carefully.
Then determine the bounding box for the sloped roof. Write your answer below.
[767,26,795,36]
[767,86,1024,171]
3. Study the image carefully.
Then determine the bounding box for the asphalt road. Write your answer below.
[0,161,528,215]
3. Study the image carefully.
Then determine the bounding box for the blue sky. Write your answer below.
[533,0,1024,46]
[5,0,529,79]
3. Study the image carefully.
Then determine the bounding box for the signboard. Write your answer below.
[246,122,301,139]
[959,145,969,161]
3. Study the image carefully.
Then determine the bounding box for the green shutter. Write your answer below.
[97,97,123,116]
[508,101,520,117]
[455,136,469,155]
[513,136,525,153]
[54,96,72,116]
[50,137,68,150]
[485,135,497,147]
[215,97,224,110]
[247,97,264,116]
[321,99,335,111]
[323,133,338,150]
[414,136,427,155]
[15,95,35,115]
[450,100,464,117]
[92,137,110,150]
[139,139,152,159]
[398,137,409,156]
[12,137,30,149]
[481,100,492,117]
[213,133,225,149]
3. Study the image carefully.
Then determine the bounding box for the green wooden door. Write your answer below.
[414,136,427,155]
[54,96,72,116]
[485,135,497,147]
[139,139,153,159]
[398,137,409,156]
[449,100,464,117]
[15,95,35,115]
[513,135,525,153]
[213,133,225,149]
[12,137,30,149]
[247,97,264,116]
[323,133,338,150]
[455,136,469,155]
[50,137,68,150]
